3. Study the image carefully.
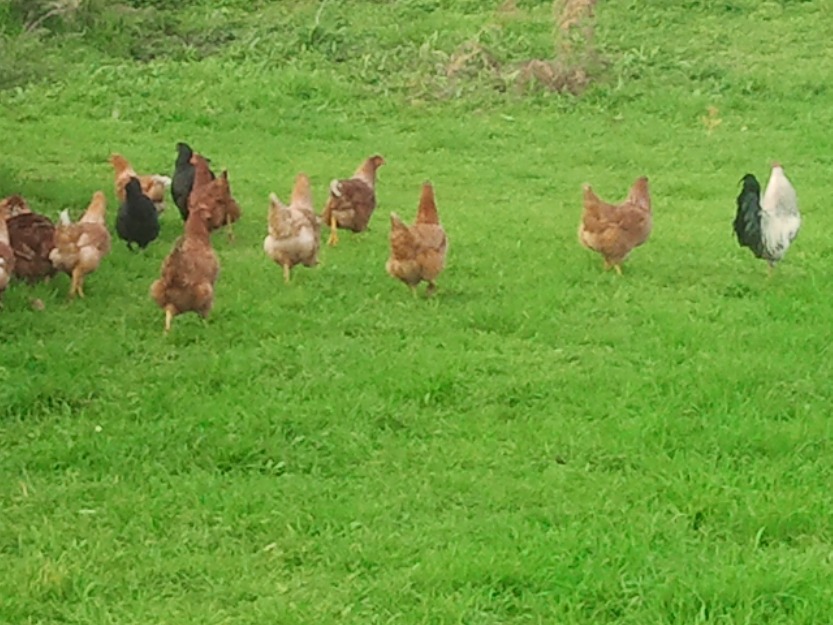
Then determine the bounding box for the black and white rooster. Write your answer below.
[733,163,800,273]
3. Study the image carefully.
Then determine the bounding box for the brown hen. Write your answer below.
[188,154,241,240]
[0,199,56,283]
[578,176,652,274]
[386,182,448,297]
[109,153,171,212]
[150,206,220,334]
[321,154,385,246]
[49,191,112,298]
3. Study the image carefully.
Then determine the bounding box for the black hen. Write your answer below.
[172,142,215,221]
[117,177,160,251]
[733,173,766,259]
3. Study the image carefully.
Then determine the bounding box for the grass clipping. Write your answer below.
[445,0,602,96]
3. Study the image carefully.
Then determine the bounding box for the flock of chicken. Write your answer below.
[0,144,449,332]
[577,162,800,276]
[0,150,798,332]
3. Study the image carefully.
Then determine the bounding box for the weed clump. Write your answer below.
[515,0,602,95]
[441,0,604,98]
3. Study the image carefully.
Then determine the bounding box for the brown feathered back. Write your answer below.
[81,191,107,224]
[184,202,212,243]
[191,154,214,192]
[109,153,134,176]
[6,212,56,282]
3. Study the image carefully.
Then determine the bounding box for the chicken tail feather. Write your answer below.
[733,174,764,255]
[329,179,342,198]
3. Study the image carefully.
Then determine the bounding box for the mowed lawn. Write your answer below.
[2,1,833,623]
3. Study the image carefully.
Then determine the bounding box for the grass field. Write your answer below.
[2,1,833,623]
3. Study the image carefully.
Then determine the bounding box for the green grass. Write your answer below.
[2,1,833,623]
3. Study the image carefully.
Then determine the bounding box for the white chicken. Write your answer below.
[733,162,800,273]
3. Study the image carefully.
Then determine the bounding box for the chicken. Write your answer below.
[0,211,15,304]
[188,154,241,240]
[578,176,652,274]
[385,182,448,297]
[117,177,161,251]
[0,200,56,283]
[171,142,215,221]
[109,153,171,212]
[150,205,220,334]
[263,173,320,283]
[49,191,112,298]
[0,194,31,217]
[733,163,800,274]
[321,154,385,246]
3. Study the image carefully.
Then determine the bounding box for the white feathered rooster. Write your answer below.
[733,162,800,273]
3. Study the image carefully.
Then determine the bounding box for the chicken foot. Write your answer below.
[603,260,623,275]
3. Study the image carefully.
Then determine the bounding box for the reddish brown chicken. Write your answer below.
[109,153,171,212]
[188,154,241,240]
[386,182,448,297]
[321,154,385,246]
[150,206,220,334]
[0,198,56,283]
[578,176,652,274]
[49,191,112,298]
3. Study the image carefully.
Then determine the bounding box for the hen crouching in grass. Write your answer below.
[150,205,219,334]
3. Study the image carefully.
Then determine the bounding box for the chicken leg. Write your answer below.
[327,215,339,247]
[225,214,235,243]
[69,270,78,298]
[283,263,291,284]
[164,305,175,334]
[71,266,87,298]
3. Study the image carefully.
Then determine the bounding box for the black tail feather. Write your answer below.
[733,174,765,258]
